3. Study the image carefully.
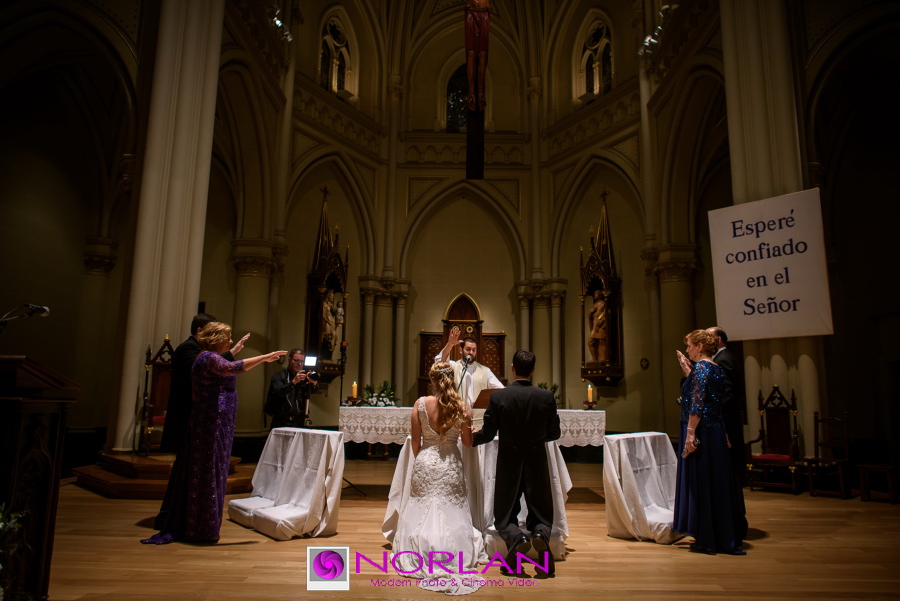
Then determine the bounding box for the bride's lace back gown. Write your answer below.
[393,398,486,595]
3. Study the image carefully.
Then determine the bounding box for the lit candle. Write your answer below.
[352,381,358,398]
[587,384,593,402]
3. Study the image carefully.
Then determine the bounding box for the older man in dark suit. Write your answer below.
[707,326,748,543]
[473,349,560,576]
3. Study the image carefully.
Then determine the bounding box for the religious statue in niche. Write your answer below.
[320,289,338,359]
[587,289,609,363]
[580,192,624,387]
[465,0,489,112]
[304,187,349,382]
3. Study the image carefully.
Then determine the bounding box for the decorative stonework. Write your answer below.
[546,86,642,160]
[294,78,384,157]
[401,132,527,165]
[486,178,520,213]
[231,255,278,277]
[408,177,449,211]
[652,259,697,283]
[83,237,119,276]
[292,132,321,163]
[612,136,640,170]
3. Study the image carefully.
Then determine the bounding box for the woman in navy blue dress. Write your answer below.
[673,329,745,555]
[142,322,285,544]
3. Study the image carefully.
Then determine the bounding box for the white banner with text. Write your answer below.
[708,188,833,341]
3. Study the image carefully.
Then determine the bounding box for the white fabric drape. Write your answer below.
[602,432,681,544]
[228,428,345,540]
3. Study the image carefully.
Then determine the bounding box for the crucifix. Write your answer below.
[465,0,489,180]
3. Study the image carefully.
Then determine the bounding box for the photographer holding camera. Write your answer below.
[265,348,319,428]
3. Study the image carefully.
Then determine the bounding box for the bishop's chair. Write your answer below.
[746,385,801,494]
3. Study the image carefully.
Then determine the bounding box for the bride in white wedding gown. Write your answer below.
[392,361,487,595]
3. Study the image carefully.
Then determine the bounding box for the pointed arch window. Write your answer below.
[320,19,352,97]
[446,64,468,133]
[580,21,614,100]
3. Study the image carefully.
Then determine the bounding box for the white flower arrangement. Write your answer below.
[362,381,398,407]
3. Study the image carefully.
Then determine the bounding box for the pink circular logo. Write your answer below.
[313,550,344,579]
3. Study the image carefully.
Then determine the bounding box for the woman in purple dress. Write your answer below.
[673,329,745,555]
[142,322,285,544]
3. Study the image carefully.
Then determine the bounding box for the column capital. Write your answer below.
[83,237,119,276]
[647,244,697,283]
[230,239,277,277]
[652,259,696,283]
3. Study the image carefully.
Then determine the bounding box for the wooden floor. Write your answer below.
[49,460,900,600]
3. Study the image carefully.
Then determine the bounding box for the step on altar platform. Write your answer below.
[73,452,253,499]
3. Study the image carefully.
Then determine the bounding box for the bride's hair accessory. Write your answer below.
[438,366,453,375]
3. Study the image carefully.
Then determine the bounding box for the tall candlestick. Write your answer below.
[587,384,593,402]
[352,381,358,398]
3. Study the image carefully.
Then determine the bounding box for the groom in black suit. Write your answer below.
[473,349,561,575]
[707,326,748,543]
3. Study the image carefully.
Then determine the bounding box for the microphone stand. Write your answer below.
[458,355,472,394]
[0,304,49,334]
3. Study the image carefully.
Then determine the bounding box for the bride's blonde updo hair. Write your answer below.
[429,361,466,439]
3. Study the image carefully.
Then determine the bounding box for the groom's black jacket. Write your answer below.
[473,379,560,539]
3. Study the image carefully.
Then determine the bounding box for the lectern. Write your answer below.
[0,356,77,601]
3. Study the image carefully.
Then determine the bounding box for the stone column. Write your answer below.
[381,76,403,279]
[527,77,544,280]
[393,287,409,404]
[531,294,551,386]
[111,0,225,451]
[720,0,822,451]
[372,291,394,387]
[359,285,376,387]
[231,240,276,436]
[642,248,667,432]
[517,290,531,351]
[652,246,697,436]
[548,281,566,398]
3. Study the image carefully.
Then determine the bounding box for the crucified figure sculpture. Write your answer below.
[465,0,489,111]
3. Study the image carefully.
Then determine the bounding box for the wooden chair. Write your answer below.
[746,385,801,494]
[806,411,852,498]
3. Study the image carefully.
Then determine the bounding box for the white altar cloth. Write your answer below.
[340,406,605,447]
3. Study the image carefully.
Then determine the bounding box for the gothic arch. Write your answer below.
[289,152,377,274]
[398,180,527,280]
[550,152,643,277]
[0,5,138,238]
[658,64,727,246]
[215,57,282,238]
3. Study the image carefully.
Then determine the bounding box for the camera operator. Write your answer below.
[265,348,319,428]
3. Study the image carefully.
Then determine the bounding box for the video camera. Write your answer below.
[304,355,320,383]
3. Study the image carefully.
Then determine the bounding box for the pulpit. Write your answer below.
[0,356,78,601]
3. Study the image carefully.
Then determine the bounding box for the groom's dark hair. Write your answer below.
[512,349,536,376]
